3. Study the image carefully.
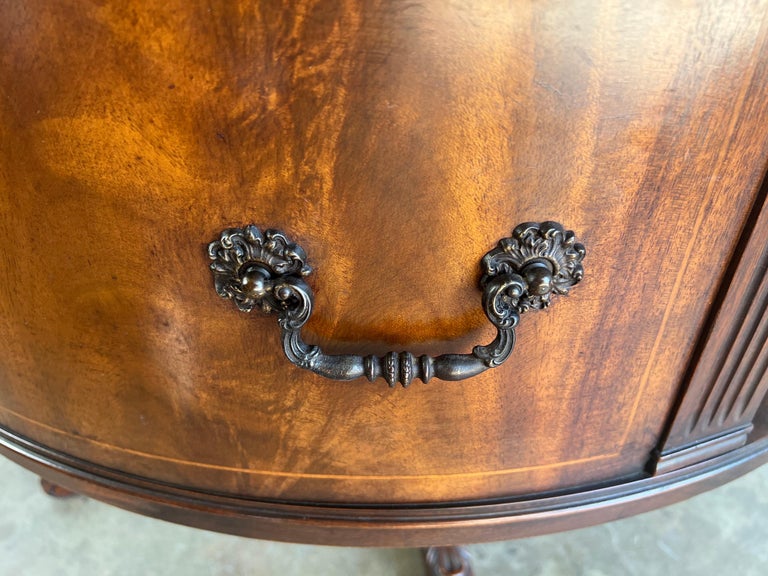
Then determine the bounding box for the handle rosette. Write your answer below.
[208,222,585,387]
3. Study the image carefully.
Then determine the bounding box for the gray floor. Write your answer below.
[0,457,766,576]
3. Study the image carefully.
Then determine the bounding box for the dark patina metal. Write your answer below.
[207,222,585,387]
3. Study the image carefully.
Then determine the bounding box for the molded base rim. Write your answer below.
[1,424,766,547]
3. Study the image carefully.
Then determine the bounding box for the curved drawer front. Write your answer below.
[1,0,768,508]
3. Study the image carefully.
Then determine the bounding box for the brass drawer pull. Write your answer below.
[208,222,585,387]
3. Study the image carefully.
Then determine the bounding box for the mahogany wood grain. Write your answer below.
[655,178,768,472]
[2,423,768,546]
[1,0,768,539]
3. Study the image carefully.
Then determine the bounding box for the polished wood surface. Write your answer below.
[1,0,768,532]
[2,423,767,546]
[655,181,768,473]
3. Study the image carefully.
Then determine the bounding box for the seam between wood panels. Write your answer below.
[619,10,768,446]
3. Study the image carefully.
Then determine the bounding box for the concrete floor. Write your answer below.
[0,457,766,575]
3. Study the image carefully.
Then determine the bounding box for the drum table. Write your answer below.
[2,2,768,574]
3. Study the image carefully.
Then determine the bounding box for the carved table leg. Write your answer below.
[423,546,474,576]
[40,478,77,498]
